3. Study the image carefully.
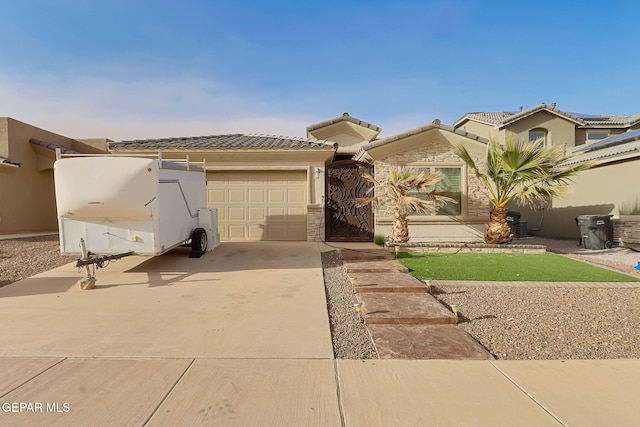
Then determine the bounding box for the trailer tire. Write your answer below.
[190,228,208,258]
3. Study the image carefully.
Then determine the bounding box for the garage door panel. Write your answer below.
[267,206,286,217]
[287,206,306,216]
[228,189,246,203]
[228,225,246,240]
[248,189,265,202]
[208,188,226,204]
[207,171,307,241]
[228,207,245,220]
[287,223,306,240]
[267,189,285,202]
[248,207,266,221]
[248,224,265,240]
[288,189,306,203]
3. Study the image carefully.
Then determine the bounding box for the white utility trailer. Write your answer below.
[54,155,219,289]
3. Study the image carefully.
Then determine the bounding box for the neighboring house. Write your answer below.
[454,102,640,149]
[0,117,108,234]
[108,135,337,242]
[454,104,640,244]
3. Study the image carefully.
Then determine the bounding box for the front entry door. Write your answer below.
[325,160,373,242]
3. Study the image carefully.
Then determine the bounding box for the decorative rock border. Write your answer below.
[385,242,547,254]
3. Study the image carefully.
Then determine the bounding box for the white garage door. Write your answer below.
[207,171,307,241]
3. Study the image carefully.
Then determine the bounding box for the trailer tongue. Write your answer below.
[54,155,219,289]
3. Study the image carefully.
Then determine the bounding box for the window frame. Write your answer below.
[403,162,466,219]
[528,128,547,146]
[585,131,610,145]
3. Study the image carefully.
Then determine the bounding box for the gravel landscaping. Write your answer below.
[0,235,76,287]
[321,250,378,359]
[2,234,639,360]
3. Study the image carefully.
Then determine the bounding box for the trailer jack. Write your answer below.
[76,238,134,290]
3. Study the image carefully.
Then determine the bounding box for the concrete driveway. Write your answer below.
[0,241,333,359]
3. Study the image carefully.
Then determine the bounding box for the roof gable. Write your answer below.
[306,112,381,134]
[354,119,487,162]
[455,103,640,129]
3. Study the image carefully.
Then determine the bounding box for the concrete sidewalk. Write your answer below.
[0,241,639,426]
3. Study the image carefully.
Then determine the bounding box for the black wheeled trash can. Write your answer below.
[575,215,614,250]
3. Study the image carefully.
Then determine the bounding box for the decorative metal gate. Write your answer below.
[325,160,373,242]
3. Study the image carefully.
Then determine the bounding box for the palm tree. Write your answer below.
[357,167,456,244]
[455,138,593,244]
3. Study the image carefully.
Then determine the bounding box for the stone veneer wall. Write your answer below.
[307,204,324,241]
[614,217,640,245]
[374,140,490,220]
[386,242,546,254]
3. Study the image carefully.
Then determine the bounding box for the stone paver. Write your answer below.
[350,272,429,293]
[338,248,395,261]
[368,324,494,360]
[357,293,456,325]
[343,259,409,273]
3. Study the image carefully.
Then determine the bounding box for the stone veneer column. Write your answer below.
[307,205,324,241]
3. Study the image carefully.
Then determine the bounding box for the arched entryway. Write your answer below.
[325,160,374,242]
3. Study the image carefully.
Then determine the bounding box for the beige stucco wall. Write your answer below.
[109,148,333,241]
[0,118,107,234]
[513,158,640,242]
[370,130,490,242]
[457,120,496,140]
[502,112,578,148]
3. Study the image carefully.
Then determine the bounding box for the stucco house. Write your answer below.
[454,103,640,244]
[0,117,108,234]
[108,134,337,242]
[3,108,639,246]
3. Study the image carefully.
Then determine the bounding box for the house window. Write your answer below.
[529,129,546,146]
[408,166,462,216]
[586,132,609,145]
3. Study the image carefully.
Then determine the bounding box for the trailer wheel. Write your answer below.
[190,228,208,258]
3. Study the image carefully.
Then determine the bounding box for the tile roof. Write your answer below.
[30,138,81,155]
[560,139,640,166]
[108,134,337,151]
[306,112,382,133]
[455,103,640,128]
[353,119,487,162]
[571,128,640,154]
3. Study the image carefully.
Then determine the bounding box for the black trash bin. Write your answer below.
[576,215,614,250]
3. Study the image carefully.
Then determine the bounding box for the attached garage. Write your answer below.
[108,134,337,242]
[207,170,308,241]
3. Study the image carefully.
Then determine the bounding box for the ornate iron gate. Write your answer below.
[325,160,373,242]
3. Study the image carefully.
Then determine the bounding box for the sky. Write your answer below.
[0,0,638,141]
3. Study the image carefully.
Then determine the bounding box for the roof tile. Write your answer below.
[108,134,337,151]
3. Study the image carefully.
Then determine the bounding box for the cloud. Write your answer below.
[0,72,317,140]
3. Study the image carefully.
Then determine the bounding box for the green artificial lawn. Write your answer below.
[397,252,640,282]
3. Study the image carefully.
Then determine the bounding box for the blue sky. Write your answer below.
[1,0,638,140]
